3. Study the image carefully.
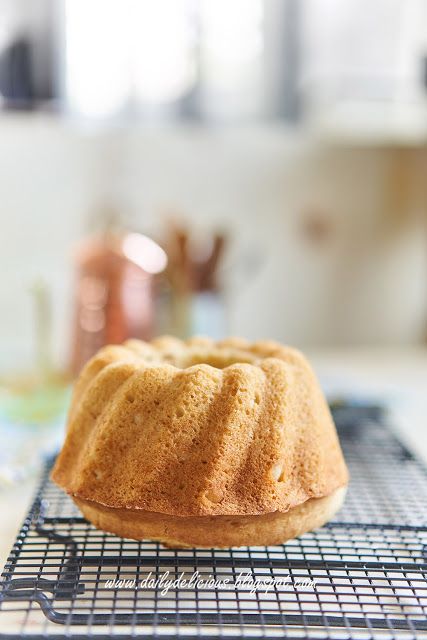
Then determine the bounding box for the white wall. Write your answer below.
[0,114,426,372]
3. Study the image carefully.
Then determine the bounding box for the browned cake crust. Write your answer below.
[74,486,347,548]
[51,336,349,546]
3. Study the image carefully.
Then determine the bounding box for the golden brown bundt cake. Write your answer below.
[52,336,349,547]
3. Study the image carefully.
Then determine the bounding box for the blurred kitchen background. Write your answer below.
[1,0,427,485]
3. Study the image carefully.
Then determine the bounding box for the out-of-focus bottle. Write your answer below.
[70,231,167,376]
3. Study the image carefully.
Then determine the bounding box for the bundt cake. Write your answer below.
[52,336,349,547]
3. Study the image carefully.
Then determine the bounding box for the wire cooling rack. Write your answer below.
[0,404,426,639]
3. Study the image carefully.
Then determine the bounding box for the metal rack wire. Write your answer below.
[0,404,426,639]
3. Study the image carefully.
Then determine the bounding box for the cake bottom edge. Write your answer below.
[73,486,347,548]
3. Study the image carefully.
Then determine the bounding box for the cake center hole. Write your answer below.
[180,349,258,370]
